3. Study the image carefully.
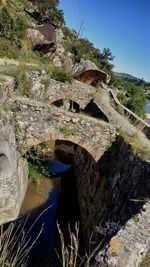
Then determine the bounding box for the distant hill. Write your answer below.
[114,72,141,82]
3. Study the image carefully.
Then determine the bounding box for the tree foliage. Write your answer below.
[70,37,114,73]
[117,78,146,118]
[29,0,64,25]
[0,7,27,46]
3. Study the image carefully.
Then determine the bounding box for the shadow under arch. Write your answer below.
[19,133,99,265]
[18,133,150,266]
[48,95,88,110]
[83,100,109,122]
[51,99,80,113]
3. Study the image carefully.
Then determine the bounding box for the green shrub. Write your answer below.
[60,126,75,135]
[28,162,42,183]
[14,65,33,97]
[69,38,114,73]
[126,84,146,118]
[0,38,19,58]
[132,214,140,223]
[25,143,53,181]
[117,91,128,106]
[117,81,146,118]
[0,6,27,46]
[51,66,73,84]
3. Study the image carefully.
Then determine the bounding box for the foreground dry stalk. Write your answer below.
[57,222,102,267]
[0,208,48,267]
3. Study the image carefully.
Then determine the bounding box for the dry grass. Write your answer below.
[0,213,45,267]
[56,223,102,267]
[0,220,102,267]
[117,129,150,160]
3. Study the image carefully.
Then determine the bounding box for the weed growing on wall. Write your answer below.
[60,126,76,135]
[51,66,73,84]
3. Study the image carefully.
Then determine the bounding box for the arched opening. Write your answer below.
[83,100,109,122]
[52,99,80,113]
[18,139,95,266]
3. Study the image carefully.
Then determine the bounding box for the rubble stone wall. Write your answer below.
[74,136,150,267]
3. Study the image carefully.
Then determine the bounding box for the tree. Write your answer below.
[0,7,15,41]
[0,7,27,46]
[30,0,64,25]
[100,48,114,61]
[127,84,146,117]
[117,80,146,118]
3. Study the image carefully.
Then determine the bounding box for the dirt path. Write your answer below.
[0,57,38,67]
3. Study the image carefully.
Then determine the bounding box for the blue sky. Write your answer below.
[59,0,150,82]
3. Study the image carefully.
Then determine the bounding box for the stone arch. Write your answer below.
[21,131,99,161]
[48,95,87,110]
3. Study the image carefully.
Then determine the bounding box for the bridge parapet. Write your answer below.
[31,77,95,109]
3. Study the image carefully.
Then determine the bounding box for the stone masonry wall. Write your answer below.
[74,136,150,265]
[0,112,28,224]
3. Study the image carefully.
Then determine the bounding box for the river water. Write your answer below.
[146,98,150,125]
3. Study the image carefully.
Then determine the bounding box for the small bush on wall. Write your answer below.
[51,66,73,84]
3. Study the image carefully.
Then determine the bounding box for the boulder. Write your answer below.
[27,24,56,54]
[0,112,28,225]
[71,60,111,86]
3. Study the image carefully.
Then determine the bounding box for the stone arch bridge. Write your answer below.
[14,96,116,160]
[1,76,150,266]
[36,79,95,109]
[0,84,116,225]
[32,78,109,121]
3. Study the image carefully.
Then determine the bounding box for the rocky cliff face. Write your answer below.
[0,111,28,224]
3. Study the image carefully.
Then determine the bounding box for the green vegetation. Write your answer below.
[0,6,28,47]
[29,0,64,26]
[0,64,33,97]
[115,73,150,99]
[0,76,5,83]
[132,214,140,223]
[14,65,33,97]
[115,77,146,118]
[25,142,53,182]
[28,162,42,183]
[51,66,73,84]
[117,129,150,159]
[0,0,147,120]
[0,0,64,62]
[69,38,114,73]
[60,125,76,135]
